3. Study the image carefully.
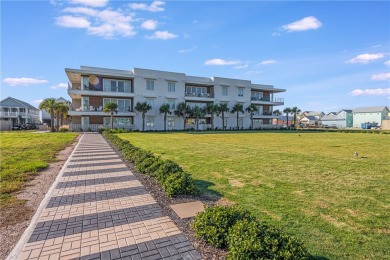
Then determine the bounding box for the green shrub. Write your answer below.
[227,219,309,260]
[144,158,165,177]
[133,150,154,165]
[192,205,254,248]
[155,160,183,183]
[161,171,198,197]
[136,156,160,174]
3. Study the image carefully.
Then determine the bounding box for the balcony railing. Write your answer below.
[251,97,284,103]
[185,92,214,98]
[68,83,133,93]
[253,111,273,116]
[71,106,134,112]
[68,124,135,132]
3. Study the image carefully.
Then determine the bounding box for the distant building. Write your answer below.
[321,109,353,128]
[300,115,319,126]
[272,116,294,126]
[0,97,40,126]
[301,111,325,119]
[352,106,389,128]
[40,97,71,126]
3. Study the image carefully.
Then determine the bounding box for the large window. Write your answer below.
[168,117,175,127]
[251,91,264,101]
[146,98,155,109]
[146,116,154,127]
[146,79,155,90]
[238,87,244,97]
[103,79,131,93]
[187,102,207,109]
[186,86,209,97]
[168,82,175,92]
[222,86,228,96]
[104,117,132,127]
[103,98,131,112]
[167,99,176,109]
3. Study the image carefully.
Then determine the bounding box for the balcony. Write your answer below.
[68,106,135,117]
[184,92,215,101]
[251,97,284,105]
[252,111,275,118]
[68,83,135,99]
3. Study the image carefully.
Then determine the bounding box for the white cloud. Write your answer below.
[178,46,197,53]
[51,83,68,89]
[2,77,48,87]
[205,59,241,66]
[259,60,277,65]
[57,7,136,38]
[141,19,157,30]
[69,0,109,7]
[347,53,387,64]
[384,60,390,66]
[372,73,390,81]
[56,15,91,28]
[272,32,281,37]
[146,30,177,40]
[234,64,249,69]
[129,1,165,12]
[281,16,322,32]
[32,99,44,104]
[349,88,390,96]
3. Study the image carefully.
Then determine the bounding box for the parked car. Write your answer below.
[12,124,21,130]
[20,123,37,130]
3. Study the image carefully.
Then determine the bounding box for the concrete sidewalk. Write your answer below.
[9,133,201,260]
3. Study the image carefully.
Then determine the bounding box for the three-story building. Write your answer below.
[66,66,285,131]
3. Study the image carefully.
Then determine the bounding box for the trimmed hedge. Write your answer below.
[192,206,309,259]
[102,130,198,197]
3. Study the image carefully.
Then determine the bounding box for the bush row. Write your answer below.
[192,205,309,259]
[102,130,198,197]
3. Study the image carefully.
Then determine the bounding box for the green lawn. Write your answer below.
[117,132,390,259]
[0,131,78,205]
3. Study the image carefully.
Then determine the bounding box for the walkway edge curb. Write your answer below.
[6,133,85,260]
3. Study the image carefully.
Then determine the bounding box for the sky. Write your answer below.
[1,0,389,112]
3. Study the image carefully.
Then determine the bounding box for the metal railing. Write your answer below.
[68,124,135,132]
[251,97,284,103]
[185,92,214,98]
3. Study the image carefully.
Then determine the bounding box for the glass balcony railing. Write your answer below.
[185,92,214,98]
[251,97,284,103]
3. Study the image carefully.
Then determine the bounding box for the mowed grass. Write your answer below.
[117,132,390,259]
[0,131,78,205]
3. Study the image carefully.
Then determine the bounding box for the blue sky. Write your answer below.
[1,0,389,112]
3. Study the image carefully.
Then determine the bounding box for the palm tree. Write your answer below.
[39,98,56,132]
[217,103,229,130]
[246,104,258,129]
[291,107,301,127]
[174,102,190,130]
[283,107,292,126]
[159,103,171,131]
[189,106,206,131]
[273,109,282,116]
[231,103,244,130]
[54,102,69,130]
[205,103,218,130]
[103,101,118,129]
[135,101,152,131]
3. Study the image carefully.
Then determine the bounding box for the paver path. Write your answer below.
[11,133,201,260]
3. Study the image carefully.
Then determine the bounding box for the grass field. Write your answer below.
[117,131,390,259]
[0,131,78,205]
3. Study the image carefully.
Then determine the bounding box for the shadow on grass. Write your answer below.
[194,179,223,201]
[309,255,330,260]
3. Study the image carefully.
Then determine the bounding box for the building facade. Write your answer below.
[321,109,353,128]
[0,97,40,126]
[66,66,285,131]
[352,106,389,128]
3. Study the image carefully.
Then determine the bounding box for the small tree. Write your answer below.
[54,102,69,130]
[205,103,218,130]
[231,103,244,130]
[283,107,292,126]
[189,106,206,131]
[159,103,171,131]
[175,102,190,130]
[39,98,57,132]
[273,109,282,116]
[291,107,301,127]
[103,101,118,129]
[135,101,152,131]
[246,104,258,129]
[217,103,229,130]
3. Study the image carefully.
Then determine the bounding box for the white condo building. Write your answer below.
[66,66,285,131]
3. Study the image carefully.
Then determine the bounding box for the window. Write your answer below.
[82,96,89,111]
[103,79,131,93]
[168,82,175,92]
[238,88,244,97]
[146,79,155,90]
[168,117,175,127]
[146,98,154,109]
[186,86,209,97]
[222,86,228,96]
[251,91,263,100]
[146,116,154,127]
[103,98,131,112]
[82,116,89,126]
[187,102,206,109]
[167,99,176,109]
[104,117,132,128]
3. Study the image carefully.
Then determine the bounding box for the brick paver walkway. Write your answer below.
[14,133,201,260]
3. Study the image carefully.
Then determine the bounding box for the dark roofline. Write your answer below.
[0,96,38,110]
